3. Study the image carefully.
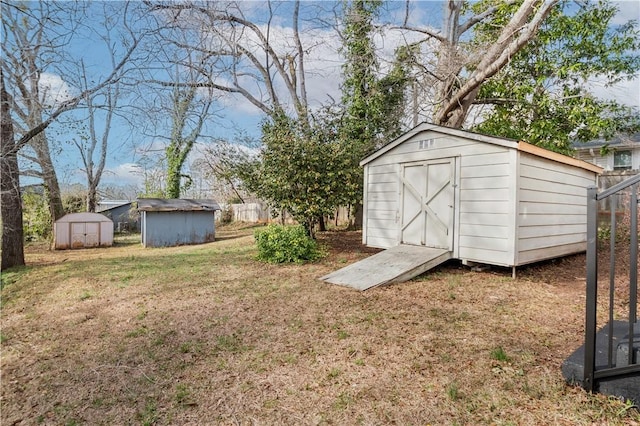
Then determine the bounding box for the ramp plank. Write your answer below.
[321,245,451,291]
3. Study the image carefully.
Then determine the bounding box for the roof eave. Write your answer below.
[517,141,603,174]
[360,122,519,167]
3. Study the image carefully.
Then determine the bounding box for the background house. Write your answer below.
[97,200,138,232]
[137,198,221,248]
[573,133,639,213]
[574,133,640,173]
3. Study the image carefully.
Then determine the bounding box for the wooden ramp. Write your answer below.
[321,245,452,291]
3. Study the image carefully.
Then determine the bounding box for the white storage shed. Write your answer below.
[360,123,603,269]
[54,212,114,250]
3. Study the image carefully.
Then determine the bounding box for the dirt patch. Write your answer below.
[1,229,638,425]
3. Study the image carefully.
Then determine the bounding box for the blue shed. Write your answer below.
[137,198,221,248]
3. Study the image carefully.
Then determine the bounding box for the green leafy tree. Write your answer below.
[165,84,212,199]
[237,1,411,234]
[472,0,640,153]
[341,1,410,153]
[22,190,51,242]
[398,0,558,128]
[339,0,410,216]
[63,192,86,214]
[240,112,352,237]
[341,0,384,154]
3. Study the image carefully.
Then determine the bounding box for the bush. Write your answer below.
[254,224,323,264]
[220,205,234,225]
[22,191,51,241]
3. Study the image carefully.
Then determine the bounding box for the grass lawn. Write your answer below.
[1,225,638,425]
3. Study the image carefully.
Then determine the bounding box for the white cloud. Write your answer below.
[587,75,640,108]
[102,163,144,187]
[38,73,74,107]
[611,0,640,25]
[210,15,428,118]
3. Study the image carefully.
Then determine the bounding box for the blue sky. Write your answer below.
[16,0,640,193]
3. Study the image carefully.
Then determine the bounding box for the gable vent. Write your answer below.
[418,139,435,149]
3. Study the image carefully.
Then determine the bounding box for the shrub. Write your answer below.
[220,205,234,225]
[22,190,51,241]
[254,224,323,264]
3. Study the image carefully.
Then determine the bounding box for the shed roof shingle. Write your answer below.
[137,198,221,212]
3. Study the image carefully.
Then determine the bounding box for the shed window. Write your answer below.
[613,150,632,170]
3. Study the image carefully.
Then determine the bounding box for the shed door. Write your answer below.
[70,222,100,248]
[400,159,455,250]
[85,223,100,247]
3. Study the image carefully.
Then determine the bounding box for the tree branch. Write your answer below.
[436,0,558,126]
[457,0,518,36]
[7,21,142,156]
[392,25,447,44]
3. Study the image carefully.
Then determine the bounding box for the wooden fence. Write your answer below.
[222,203,353,226]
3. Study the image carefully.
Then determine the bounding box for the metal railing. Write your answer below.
[584,173,639,391]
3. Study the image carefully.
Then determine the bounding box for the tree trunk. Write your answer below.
[348,204,363,230]
[87,181,97,212]
[304,218,315,239]
[317,215,326,232]
[1,73,25,271]
[31,132,65,220]
[166,165,180,199]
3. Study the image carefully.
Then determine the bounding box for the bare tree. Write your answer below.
[0,1,143,269]
[71,3,132,212]
[1,67,25,271]
[196,139,255,204]
[399,0,558,128]
[145,0,314,125]
[164,82,213,198]
[78,70,119,212]
[1,1,77,222]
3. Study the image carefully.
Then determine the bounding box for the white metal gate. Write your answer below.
[400,159,455,250]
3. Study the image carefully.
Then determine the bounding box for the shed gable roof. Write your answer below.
[137,198,221,212]
[360,122,518,166]
[360,122,602,174]
[56,212,113,223]
[97,201,133,213]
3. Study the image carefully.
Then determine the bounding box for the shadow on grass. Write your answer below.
[113,233,141,247]
[215,233,251,242]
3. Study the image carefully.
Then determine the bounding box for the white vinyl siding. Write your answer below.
[458,150,514,266]
[362,124,599,268]
[516,153,593,265]
[576,150,608,169]
[363,163,399,248]
[364,131,515,261]
[575,146,640,171]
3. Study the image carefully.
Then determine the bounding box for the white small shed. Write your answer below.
[54,212,114,250]
[361,123,603,269]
